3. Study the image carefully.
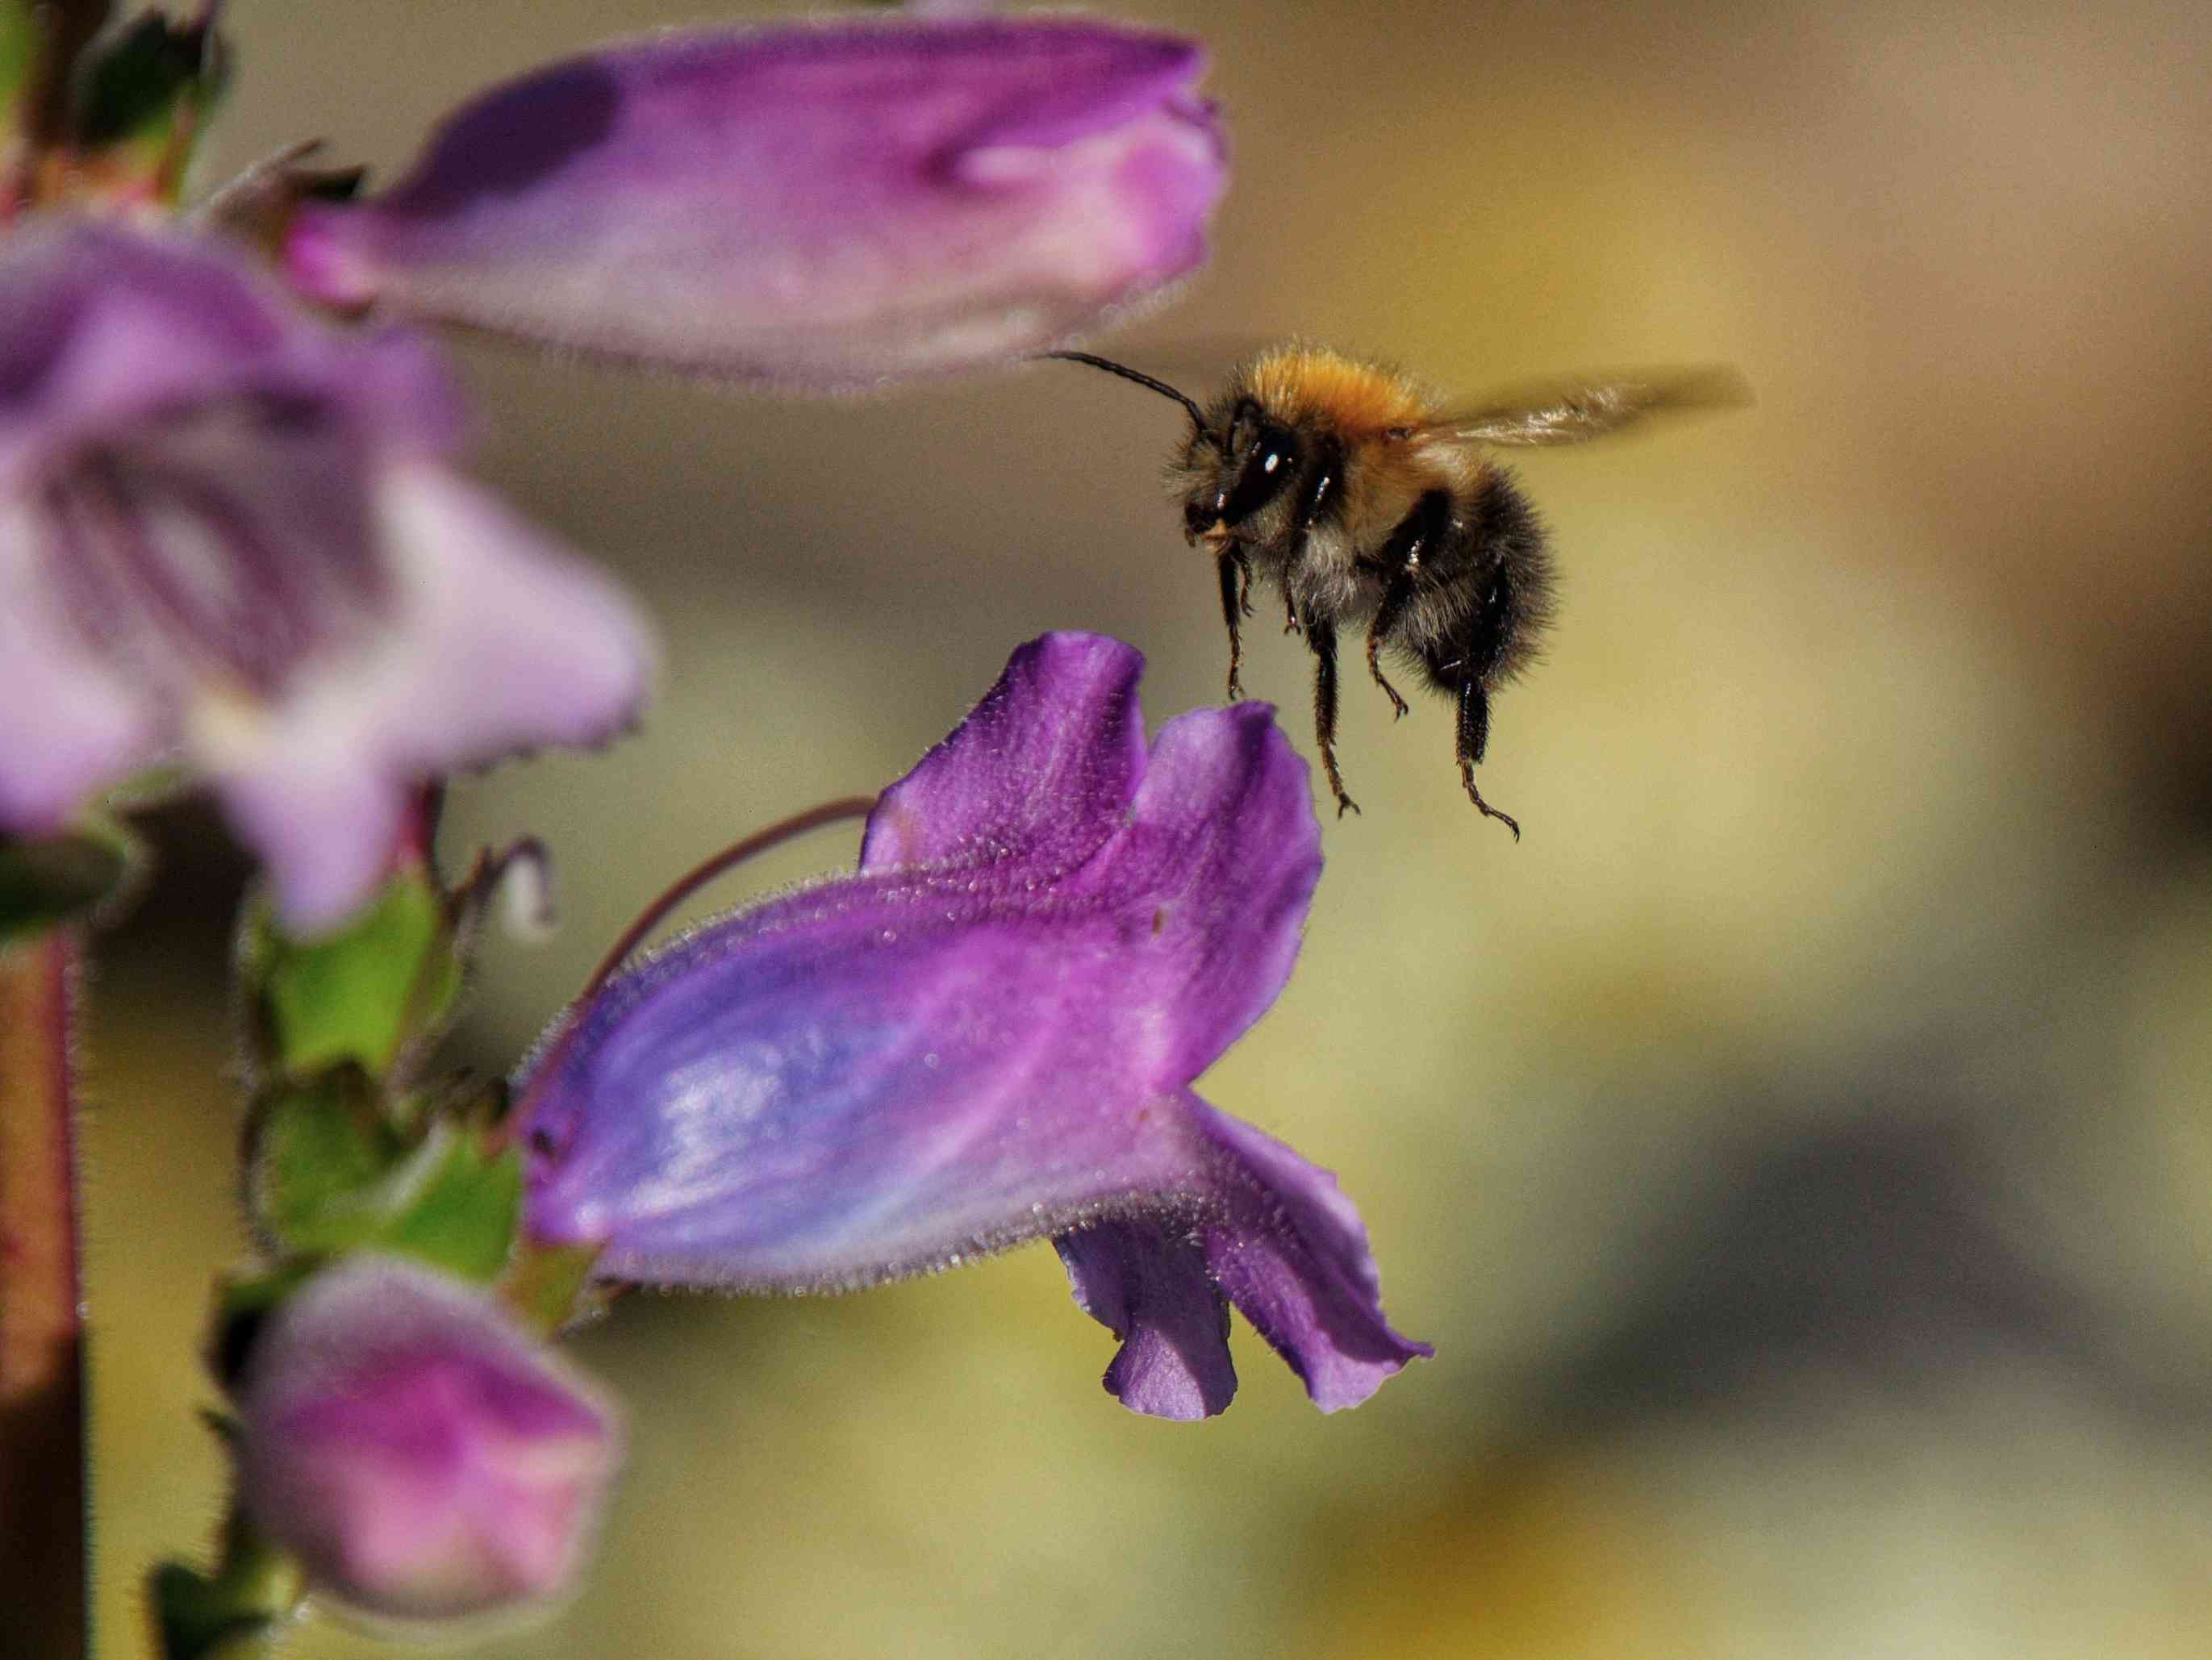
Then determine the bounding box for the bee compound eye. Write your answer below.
[1219,422,1300,526]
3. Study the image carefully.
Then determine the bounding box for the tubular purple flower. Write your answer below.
[280,16,1227,388]
[0,218,653,932]
[518,633,1428,1419]
[235,1257,619,1624]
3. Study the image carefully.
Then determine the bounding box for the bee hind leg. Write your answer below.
[1306,619,1359,816]
[1454,678,1519,840]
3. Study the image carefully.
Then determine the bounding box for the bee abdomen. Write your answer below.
[1416,468,1556,690]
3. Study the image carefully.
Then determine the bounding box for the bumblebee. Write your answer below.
[1050,344,1745,834]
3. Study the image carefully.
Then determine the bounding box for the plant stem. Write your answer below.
[0,927,88,1658]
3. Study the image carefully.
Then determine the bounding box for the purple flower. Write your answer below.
[0,219,652,932]
[518,633,1427,1418]
[281,15,1225,388]
[235,1256,619,1624]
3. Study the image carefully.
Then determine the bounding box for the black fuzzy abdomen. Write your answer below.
[1410,467,1556,694]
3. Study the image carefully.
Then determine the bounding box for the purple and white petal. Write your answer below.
[519,633,1423,1414]
[0,501,162,828]
[197,465,653,931]
[0,219,651,930]
[282,17,1227,387]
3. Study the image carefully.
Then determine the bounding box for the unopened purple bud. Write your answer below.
[282,15,1227,388]
[235,1258,619,1625]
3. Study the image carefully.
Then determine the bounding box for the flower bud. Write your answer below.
[282,15,1226,388]
[236,1257,618,1625]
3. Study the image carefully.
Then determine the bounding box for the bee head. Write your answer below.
[1182,398,1300,545]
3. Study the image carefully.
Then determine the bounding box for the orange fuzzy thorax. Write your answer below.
[1241,346,1439,436]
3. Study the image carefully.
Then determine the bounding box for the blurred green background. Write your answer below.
[86,0,2212,1654]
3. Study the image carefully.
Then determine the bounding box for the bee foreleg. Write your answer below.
[1216,549,1251,701]
[1454,678,1519,840]
[1306,618,1359,816]
[1283,434,1344,640]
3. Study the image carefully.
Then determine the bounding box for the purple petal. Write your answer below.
[236,1257,619,1623]
[0,219,651,931]
[1187,1099,1434,1413]
[859,632,1147,875]
[282,18,1227,387]
[0,220,454,490]
[1057,1219,1236,1420]
[0,545,160,828]
[520,632,1422,1412]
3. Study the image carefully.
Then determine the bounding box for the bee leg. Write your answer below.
[1216,549,1251,700]
[1281,435,1342,640]
[1306,619,1359,816]
[1454,678,1519,840]
[1365,490,1451,719]
[1366,578,1414,720]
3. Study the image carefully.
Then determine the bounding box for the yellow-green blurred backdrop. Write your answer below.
[86,1,2212,1655]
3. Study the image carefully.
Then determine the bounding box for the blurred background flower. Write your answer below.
[89,0,2212,1656]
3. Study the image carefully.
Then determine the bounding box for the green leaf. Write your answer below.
[0,820,143,943]
[250,870,462,1082]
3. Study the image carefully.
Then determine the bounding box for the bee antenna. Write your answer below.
[1041,352,1221,449]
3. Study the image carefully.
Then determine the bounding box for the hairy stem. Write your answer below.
[0,928,89,1658]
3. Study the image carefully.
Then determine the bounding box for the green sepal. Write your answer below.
[370,1123,524,1283]
[245,866,464,1084]
[0,817,144,943]
[150,1526,302,1660]
[244,1067,400,1255]
[501,1238,608,1337]
[69,7,226,199]
[247,1099,522,1284]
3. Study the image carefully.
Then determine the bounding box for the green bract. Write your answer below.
[247,870,462,1084]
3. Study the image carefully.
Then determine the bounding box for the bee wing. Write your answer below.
[1423,365,1751,447]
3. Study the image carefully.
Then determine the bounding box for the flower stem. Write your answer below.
[0,927,89,1659]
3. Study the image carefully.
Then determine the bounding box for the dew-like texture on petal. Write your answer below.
[236,1257,619,1623]
[0,219,651,932]
[520,633,1425,1414]
[282,18,1227,386]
